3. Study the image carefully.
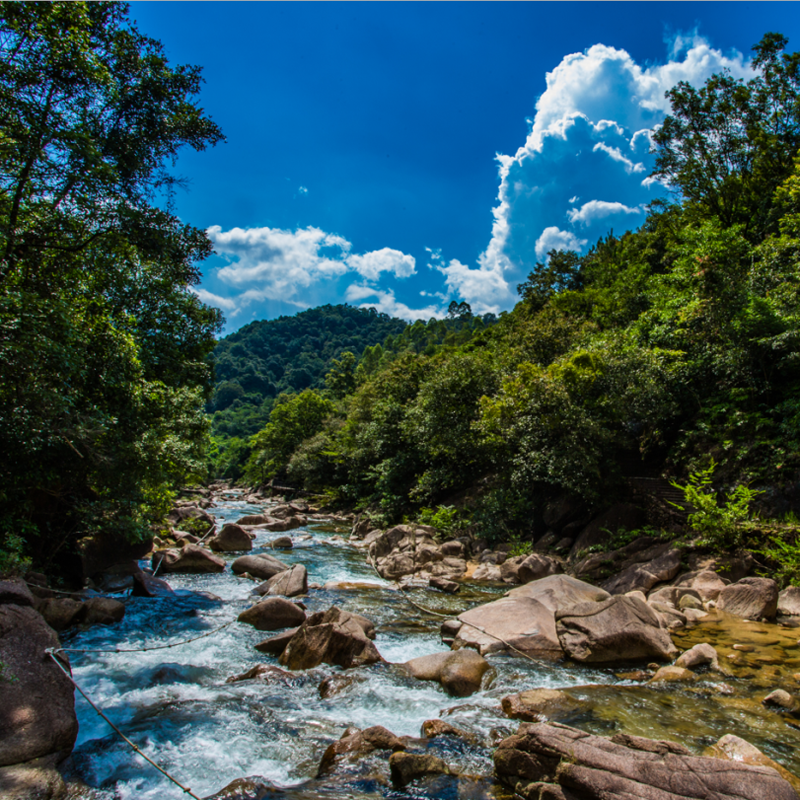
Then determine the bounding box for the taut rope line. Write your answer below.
[46,649,203,800]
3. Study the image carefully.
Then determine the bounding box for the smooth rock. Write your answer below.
[132,571,174,597]
[471,563,502,582]
[254,628,298,656]
[429,576,459,593]
[763,689,800,714]
[0,580,35,608]
[152,544,225,574]
[649,665,697,683]
[36,599,83,632]
[404,649,491,697]
[237,597,306,631]
[676,642,719,671]
[674,569,728,602]
[556,595,678,663]
[717,577,779,620]
[501,689,592,722]
[0,753,66,800]
[601,546,682,595]
[389,752,450,787]
[779,586,800,616]
[78,597,125,626]
[208,524,253,552]
[493,722,799,800]
[231,554,289,580]
[254,564,308,598]
[0,606,78,766]
[268,536,293,549]
[234,514,271,526]
[455,575,609,658]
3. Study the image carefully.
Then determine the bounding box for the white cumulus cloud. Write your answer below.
[346,247,416,281]
[566,200,644,226]
[535,227,589,260]
[344,284,442,321]
[206,225,417,316]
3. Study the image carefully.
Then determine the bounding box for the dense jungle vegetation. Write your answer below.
[0,2,224,575]
[240,32,800,548]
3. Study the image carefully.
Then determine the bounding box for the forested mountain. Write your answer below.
[241,33,800,553]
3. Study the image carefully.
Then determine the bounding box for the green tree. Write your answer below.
[0,2,224,574]
[245,390,335,484]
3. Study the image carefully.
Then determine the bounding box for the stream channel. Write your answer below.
[61,494,800,799]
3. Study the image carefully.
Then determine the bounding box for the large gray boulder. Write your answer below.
[601,545,682,595]
[493,722,800,800]
[717,577,779,620]
[152,544,225,574]
[779,586,800,616]
[556,595,677,663]
[231,553,289,580]
[454,575,609,658]
[0,606,78,767]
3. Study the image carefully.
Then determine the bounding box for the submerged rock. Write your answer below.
[501,688,592,722]
[389,752,450,787]
[493,722,800,800]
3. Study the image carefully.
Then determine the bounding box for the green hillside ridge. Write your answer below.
[238,34,800,579]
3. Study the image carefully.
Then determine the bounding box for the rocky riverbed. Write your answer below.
[2,489,800,799]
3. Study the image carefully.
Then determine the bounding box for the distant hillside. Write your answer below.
[208,304,407,441]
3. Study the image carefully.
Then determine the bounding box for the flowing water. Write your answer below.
[61,496,800,799]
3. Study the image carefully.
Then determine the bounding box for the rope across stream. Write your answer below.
[43,522,545,797]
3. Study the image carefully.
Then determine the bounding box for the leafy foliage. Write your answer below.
[0,2,223,575]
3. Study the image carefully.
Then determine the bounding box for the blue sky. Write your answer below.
[130,2,800,332]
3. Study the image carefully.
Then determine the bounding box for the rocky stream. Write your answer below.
[4,489,800,800]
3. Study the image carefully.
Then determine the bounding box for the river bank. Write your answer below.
[3,488,800,799]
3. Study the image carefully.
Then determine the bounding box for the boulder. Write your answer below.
[429,576,459,594]
[389,752,450,787]
[235,514,271,526]
[429,556,467,580]
[471,563,502,582]
[762,689,800,714]
[36,599,83,632]
[263,516,306,532]
[440,619,462,646]
[208,524,252,552]
[237,597,306,631]
[648,601,688,631]
[225,664,294,684]
[455,575,609,658]
[131,571,174,597]
[376,552,417,580]
[254,564,308,598]
[268,536,293,549]
[421,719,472,740]
[254,628,298,656]
[500,553,560,584]
[493,722,799,800]
[152,545,225,574]
[501,689,592,722]
[440,540,465,558]
[350,516,378,540]
[717,577,779,620]
[0,753,67,800]
[601,545,682,595]
[165,505,215,536]
[279,607,382,670]
[403,649,491,697]
[0,606,78,766]
[707,734,800,795]
[78,597,125,626]
[673,569,728,602]
[75,531,154,580]
[779,586,800,616]
[0,580,35,608]
[556,595,678,663]
[231,554,289,580]
[675,642,719,671]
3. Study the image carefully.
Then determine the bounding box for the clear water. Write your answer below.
[61,498,800,798]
